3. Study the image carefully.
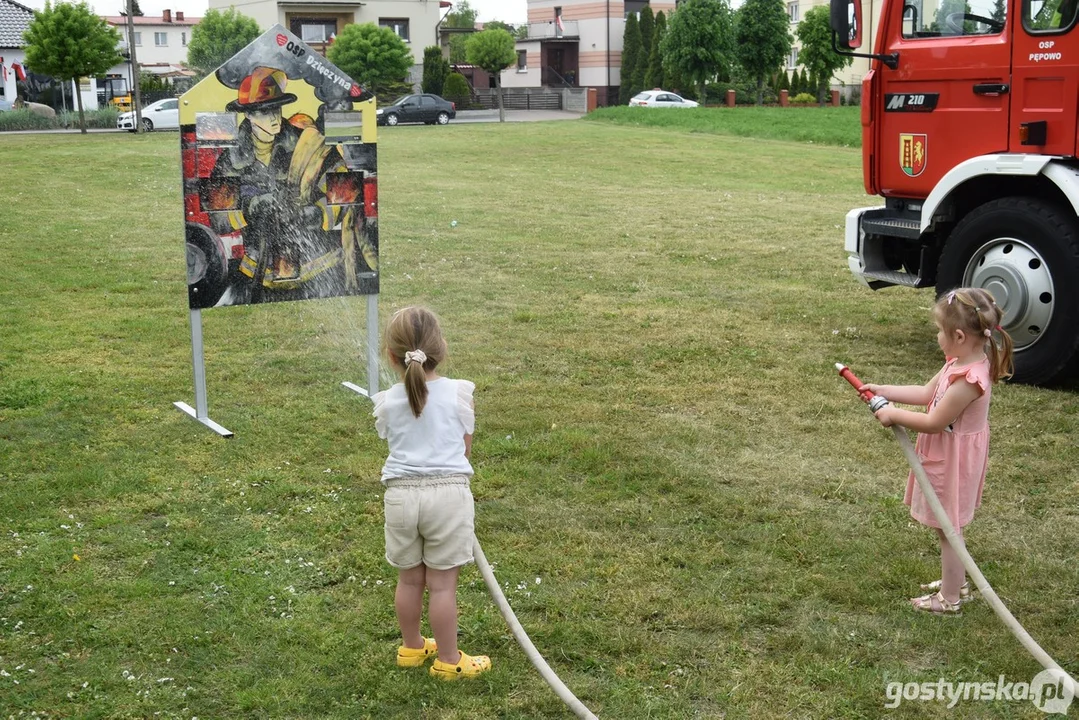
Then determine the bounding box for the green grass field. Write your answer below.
[1,114,1076,719]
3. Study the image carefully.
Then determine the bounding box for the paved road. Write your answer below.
[452,109,584,124]
[0,109,584,136]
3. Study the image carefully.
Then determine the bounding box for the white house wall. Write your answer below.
[502,41,540,88]
[0,49,24,106]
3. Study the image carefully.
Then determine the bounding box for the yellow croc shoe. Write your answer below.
[430,651,492,680]
[396,637,437,667]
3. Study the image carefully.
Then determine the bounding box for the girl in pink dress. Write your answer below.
[860,288,1014,614]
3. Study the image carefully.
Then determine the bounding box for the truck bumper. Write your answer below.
[844,206,878,289]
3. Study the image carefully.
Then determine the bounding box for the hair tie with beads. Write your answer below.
[983,328,991,338]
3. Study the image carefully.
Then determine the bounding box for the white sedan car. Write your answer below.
[628,90,699,108]
[117,98,179,132]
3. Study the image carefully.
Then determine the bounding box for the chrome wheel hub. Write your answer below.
[964,238,1054,350]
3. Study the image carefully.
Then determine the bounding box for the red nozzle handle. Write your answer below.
[836,363,876,404]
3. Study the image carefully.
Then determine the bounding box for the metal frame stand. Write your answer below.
[174,308,234,437]
[342,294,380,400]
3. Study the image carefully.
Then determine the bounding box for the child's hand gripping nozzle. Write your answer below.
[835,363,890,413]
[834,362,1078,700]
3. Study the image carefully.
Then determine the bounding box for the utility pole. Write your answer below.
[126,0,142,132]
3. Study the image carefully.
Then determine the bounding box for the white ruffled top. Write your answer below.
[372,377,475,483]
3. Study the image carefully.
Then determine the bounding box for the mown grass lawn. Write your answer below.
[0,113,1076,719]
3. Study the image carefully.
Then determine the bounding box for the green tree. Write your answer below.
[445,0,480,62]
[421,45,449,95]
[120,0,143,16]
[619,12,641,104]
[661,0,735,103]
[644,11,667,90]
[328,23,413,100]
[465,28,516,122]
[634,6,654,97]
[445,0,479,28]
[734,0,792,105]
[778,68,790,92]
[22,1,122,133]
[796,5,852,104]
[186,8,260,77]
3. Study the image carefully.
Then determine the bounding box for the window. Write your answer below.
[1025,0,1077,31]
[788,47,799,68]
[299,21,336,43]
[133,31,142,46]
[379,18,410,41]
[181,32,187,46]
[903,0,1007,37]
[788,2,799,22]
[420,96,435,106]
[517,49,527,70]
[155,32,167,46]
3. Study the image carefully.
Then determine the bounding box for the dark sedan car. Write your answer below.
[376,94,456,126]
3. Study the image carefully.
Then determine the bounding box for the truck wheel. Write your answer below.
[186,223,229,309]
[936,197,1079,385]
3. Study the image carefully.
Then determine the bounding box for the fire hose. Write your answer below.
[836,363,1078,697]
[473,539,599,719]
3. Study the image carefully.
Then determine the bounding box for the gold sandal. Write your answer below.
[911,591,962,615]
[920,579,973,604]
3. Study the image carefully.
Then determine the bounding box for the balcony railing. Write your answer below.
[525,20,579,39]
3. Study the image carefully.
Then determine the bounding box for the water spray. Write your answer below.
[836,363,1078,698]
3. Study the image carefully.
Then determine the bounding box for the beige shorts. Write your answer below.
[383,475,475,570]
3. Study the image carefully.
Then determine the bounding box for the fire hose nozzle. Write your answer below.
[836,362,890,411]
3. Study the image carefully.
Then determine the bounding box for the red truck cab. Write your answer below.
[832,0,1079,384]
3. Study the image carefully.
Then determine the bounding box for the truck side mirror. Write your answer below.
[831,0,863,49]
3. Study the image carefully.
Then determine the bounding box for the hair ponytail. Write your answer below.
[988,323,1015,384]
[385,307,447,418]
[403,355,429,418]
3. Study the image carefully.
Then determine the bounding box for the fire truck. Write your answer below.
[830,0,1079,384]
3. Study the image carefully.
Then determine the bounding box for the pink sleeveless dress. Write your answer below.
[904,357,992,529]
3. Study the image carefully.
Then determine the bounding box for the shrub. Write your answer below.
[704,81,778,106]
[442,72,472,109]
[58,108,119,129]
[0,108,56,131]
[791,92,816,104]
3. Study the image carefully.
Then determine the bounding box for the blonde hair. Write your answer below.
[385,306,447,417]
[934,287,1014,383]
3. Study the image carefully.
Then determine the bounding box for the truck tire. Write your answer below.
[186,222,229,309]
[936,196,1079,385]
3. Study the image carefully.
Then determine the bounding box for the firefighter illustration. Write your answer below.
[209,66,375,303]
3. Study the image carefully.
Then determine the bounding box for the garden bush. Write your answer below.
[442,72,472,109]
[791,92,816,104]
[59,108,119,129]
[704,82,778,106]
[0,109,56,131]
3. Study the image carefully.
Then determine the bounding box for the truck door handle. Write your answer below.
[973,83,1009,95]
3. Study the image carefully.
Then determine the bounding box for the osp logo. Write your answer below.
[276,33,288,46]
[350,84,362,98]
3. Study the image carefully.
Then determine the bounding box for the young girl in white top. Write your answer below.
[372,306,492,680]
